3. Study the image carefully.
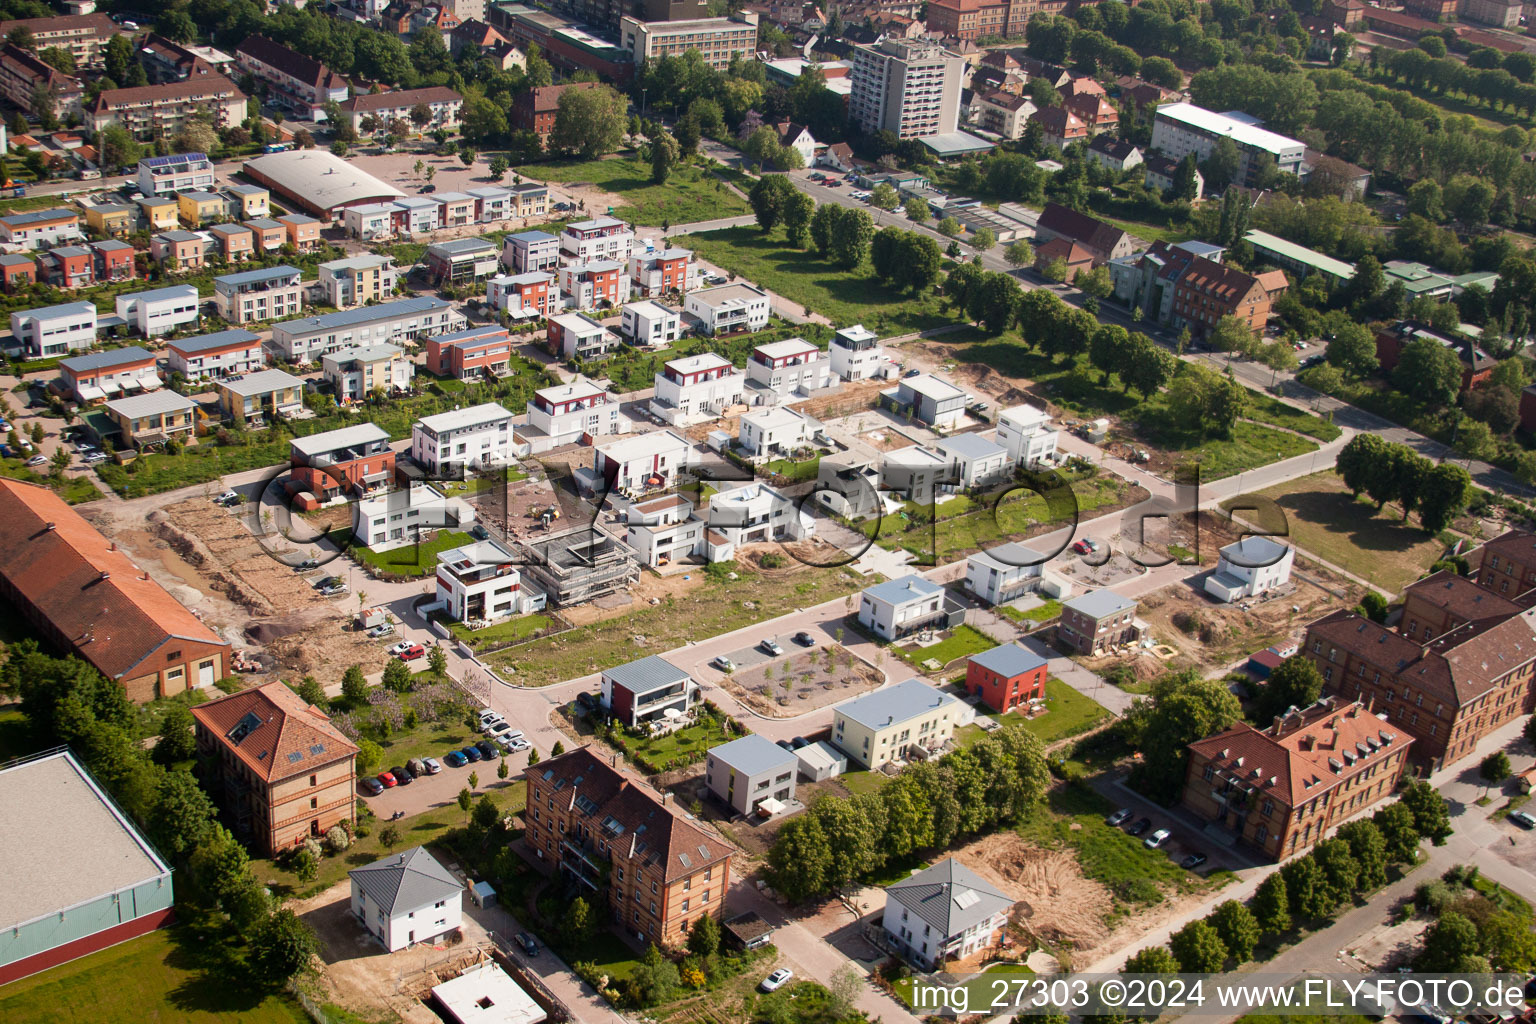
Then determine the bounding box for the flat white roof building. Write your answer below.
[115,284,200,337]
[1150,102,1305,185]
[745,336,829,403]
[621,299,681,348]
[651,351,746,426]
[431,961,547,1024]
[738,405,819,459]
[592,429,694,494]
[11,300,96,357]
[829,323,885,381]
[684,283,770,336]
[270,296,462,362]
[411,401,516,475]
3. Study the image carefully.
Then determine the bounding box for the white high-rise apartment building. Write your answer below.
[848,38,963,140]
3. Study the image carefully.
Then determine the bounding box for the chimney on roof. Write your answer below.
[661,791,672,806]
[1301,734,1315,751]
[43,522,55,532]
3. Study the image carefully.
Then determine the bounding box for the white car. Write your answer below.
[1143,828,1172,849]
[478,708,505,728]
[387,640,414,657]
[25,454,47,467]
[422,757,443,774]
[712,655,735,673]
[486,720,516,741]
[760,969,793,992]
[215,491,237,503]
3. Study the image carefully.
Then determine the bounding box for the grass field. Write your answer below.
[442,612,554,649]
[1157,420,1318,481]
[1221,470,1446,592]
[897,623,994,669]
[0,927,308,1024]
[957,677,1111,749]
[617,715,740,773]
[1000,598,1061,623]
[0,459,101,503]
[683,227,958,334]
[485,564,864,686]
[514,155,749,225]
[352,530,474,577]
[1245,391,1343,442]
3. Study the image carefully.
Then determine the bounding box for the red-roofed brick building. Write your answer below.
[1034,236,1096,281]
[0,478,227,702]
[1181,697,1412,860]
[524,747,733,947]
[190,681,358,855]
[1171,257,1279,337]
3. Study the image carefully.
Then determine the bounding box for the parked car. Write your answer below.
[387,640,414,657]
[1509,811,1536,830]
[292,558,319,572]
[320,583,347,597]
[25,454,47,467]
[575,691,600,710]
[422,757,443,775]
[1126,817,1152,836]
[759,638,783,656]
[389,765,412,785]
[366,622,395,639]
[460,745,483,763]
[406,758,426,778]
[478,708,504,728]
[215,491,238,504]
[1105,807,1132,827]
[444,750,468,768]
[1071,538,1099,555]
[760,969,793,993]
[516,933,540,956]
[314,576,344,591]
[474,740,497,761]
[793,631,817,646]
[712,655,736,672]
[1143,828,1172,849]
[507,736,531,752]
[360,776,385,795]
[378,771,398,788]
[396,643,425,661]
[1180,852,1208,869]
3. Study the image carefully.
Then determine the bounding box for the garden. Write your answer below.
[896,623,995,671]
[436,611,558,650]
[513,154,750,225]
[959,678,1112,749]
[351,529,475,578]
[593,703,747,774]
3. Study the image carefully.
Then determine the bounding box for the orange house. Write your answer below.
[965,643,1048,713]
[278,213,321,251]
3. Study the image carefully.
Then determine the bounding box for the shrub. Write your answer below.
[324,824,350,854]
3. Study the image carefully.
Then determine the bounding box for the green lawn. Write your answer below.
[897,623,995,669]
[441,612,554,650]
[485,564,864,686]
[613,715,742,774]
[838,768,892,796]
[514,155,749,225]
[1155,420,1318,481]
[960,678,1110,748]
[352,530,474,577]
[683,227,958,334]
[0,707,39,760]
[999,598,1061,623]
[0,459,100,504]
[1221,470,1446,592]
[1245,391,1343,442]
[765,454,821,482]
[0,927,308,1024]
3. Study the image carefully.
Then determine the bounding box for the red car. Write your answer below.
[1071,538,1099,555]
[378,771,398,788]
[396,644,425,661]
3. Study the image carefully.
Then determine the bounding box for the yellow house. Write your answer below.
[223,184,270,219]
[82,203,135,238]
[214,368,305,427]
[103,391,198,449]
[136,196,179,231]
[830,678,961,769]
[176,191,226,228]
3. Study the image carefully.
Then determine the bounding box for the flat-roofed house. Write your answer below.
[684,282,770,335]
[964,541,1048,606]
[288,423,394,507]
[995,403,1058,467]
[11,300,95,357]
[884,373,969,429]
[321,343,414,404]
[965,642,1048,713]
[115,284,200,337]
[167,328,264,380]
[705,734,797,816]
[58,346,159,405]
[410,402,516,475]
[745,337,829,404]
[317,254,398,308]
[103,390,197,449]
[601,654,698,728]
[424,326,512,381]
[215,368,305,427]
[523,377,624,450]
[650,352,745,426]
[1058,590,1140,654]
[212,265,303,325]
[547,311,620,362]
[0,207,81,249]
[858,574,954,641]
[832,677,961,768]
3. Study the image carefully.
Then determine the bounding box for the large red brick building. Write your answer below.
[1300,557,1536,772]
[191,681,358,855]
[524,747,733,948]
[1181,697,1412,860]
[0,479,227,702]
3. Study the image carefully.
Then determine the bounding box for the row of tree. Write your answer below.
[1125,785,1451,974]
[2,642,316,986]
[766,729,1051,902]
[1334,434,1474,534]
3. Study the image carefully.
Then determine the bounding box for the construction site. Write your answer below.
[519,526,641,607]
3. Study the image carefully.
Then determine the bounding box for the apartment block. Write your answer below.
[410,402,517,475]
[166,328,265,381]
[684,283,769,336]
[525,377,623,448]
[116,285,200,338]
[649,352,745,425]
[0,208,81,250]
[234,36,347,121]
[621,300,681,348]
[0,45,83,119]
[0,13,115,67]
[336,85,463,134]
[502,229,560,273]
[215,368,305,427]
[317,254,398,308]
[137,152,215,196]
[1150,102,1305,186]
[270,297,462,363]
[88,76,247,138]
[12,301,95,357]
[560,216,634,262]
[425,238,500,286]
[321,343,415,404]
[487,271,556,317]
[619,13,757,71]
[745,337,829,403]
[424,325,513,380]
[849,37,964,140]
[559,260,630,309]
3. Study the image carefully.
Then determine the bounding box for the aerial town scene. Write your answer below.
[0,0,1534,1022]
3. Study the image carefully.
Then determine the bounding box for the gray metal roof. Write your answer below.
[348,846,461,916]
[834,678,957,731]
[1218,535,1291,566]
[289,422,390,457]
[60,346,154,373]
[217,368,303,396]
[169,328,261,354]
[968,642,1047,679]
[1063,588,1135,620]
[214,264,300,287]
[105,390,195,418]
[885,857,1013,937]
[862,574,943,608]
[968,542,1047,573]
[603,654,688,695]
[709,734,796,777]
[272,296,449,336]
[937,432,1006,461]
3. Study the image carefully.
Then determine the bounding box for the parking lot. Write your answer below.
[708,629,824,674]
[361,743,531,821]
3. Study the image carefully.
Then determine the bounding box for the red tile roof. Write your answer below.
[90,74,243,114]
[236,36,344,92]
[339,86,463,113]
[190,681,357,782]
[0,478,226,680]
[1189,697,1410,806]
[529,746,732,882]
[1036,201,1127,256]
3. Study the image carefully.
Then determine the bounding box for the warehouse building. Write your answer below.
[241,150,405,223]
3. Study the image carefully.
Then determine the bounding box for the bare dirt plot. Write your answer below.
[950,833,1115,954]
[721,644,882,717]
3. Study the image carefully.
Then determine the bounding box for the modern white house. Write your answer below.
[857,574,954,641]
[706,734,798,817]
[600,654,698,729]
[882,858,1013,970]
[620,300,681,348]
[321,343,414,404]
[685,283,771,336]
[270,297,462,363]
[964,541,1056,606]
[744,337,830,404]
[650,352,746,426]
[707,481,813,547]
[523,377,624,451]
[502,229,559,274]
[546,311,619,362]
[1204,536,1295,603]
[353,483,474,551]
[935,433,1010,488]
[349,846,463,952]
[11,301,97,357]
[623,493,733,568]
[557,259,631,309]
[738,406,819,460]
[410,402,516,475]
[166,329,264,380]
[831,677,962,769]
[116,285,200,337]
[434,537,544,623]
[995,404,1059,468]
[886,374,969,430]
[591,429,693,494]
[881,444,950,505]
[829,323,886,381]
[560,216,634,263]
